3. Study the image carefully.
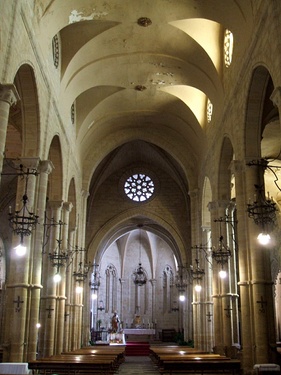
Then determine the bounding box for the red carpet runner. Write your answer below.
[125,341,150,356]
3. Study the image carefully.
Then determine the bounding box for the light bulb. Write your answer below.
[179,295,185,302]
[53,273,61,283]
[36,323,41,329]
[194,284,202,292]
[219,270,227,279]
[257,232,271,245]
[76,286,83,294]
[15,243,26,256]
[92,292,97,300]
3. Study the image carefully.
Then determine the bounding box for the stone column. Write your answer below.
[119,278,125,325]
[27,160,53,361]
[40,201,63,357]
[64,228,76,353]
[209,200,233,355]
[4,158,40,362]
[55,202,72,354]
[0,84,20,178]
[189,189,200,347]
[244,159,276,366]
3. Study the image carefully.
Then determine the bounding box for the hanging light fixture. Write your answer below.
[175,265,189,300]
[90,262,101,291]
[212,217,232,278]
[191,258,205,292]
[246,159,277,244]
[46,218,69,281]
[133,225,147,286]
[5,163,39,250]
[247,184,276,244]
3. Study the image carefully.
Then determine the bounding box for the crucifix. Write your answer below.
[257,296,267,313]
[13,296,24,312]
[224,305,232,318]
[206,311,213,322]
[46,305,54,318]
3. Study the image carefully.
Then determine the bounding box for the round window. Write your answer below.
[124,173,155,202]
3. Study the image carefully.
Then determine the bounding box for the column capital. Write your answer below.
[63,202,73,213]
[19,157,40,170]
[270,86,281,108]
[208,200,230,212]
[0,84,20,106]
[47,200,63,210]
[39,160,54,175]
[81,189,89,199]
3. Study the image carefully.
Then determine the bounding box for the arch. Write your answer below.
[47,135,63,201]
[13,64,40,157]
[202,177,212,228]
[245,66,272,159]
[87,209,187,268]
[67,177,77,230]
[217,136,234,201]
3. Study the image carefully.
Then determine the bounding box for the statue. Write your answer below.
[111,311,120,332]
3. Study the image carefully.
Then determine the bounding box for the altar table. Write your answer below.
[123,328,155,342]
[0,363,31,374]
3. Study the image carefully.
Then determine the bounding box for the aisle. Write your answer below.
[115,355,160,374]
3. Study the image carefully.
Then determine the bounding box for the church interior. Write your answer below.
[0,1,281,374]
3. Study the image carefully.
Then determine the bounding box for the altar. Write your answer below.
[123,328,155,342]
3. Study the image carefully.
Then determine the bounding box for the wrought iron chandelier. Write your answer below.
[212,217,232,278]
[90,262,101,292]
[246,159,277,245]
[190,258,205,291]
[133,225,147,286]
[45,217,69,279]
[175,265,189,293]
[247,184,276,227]
[6,163,39,245]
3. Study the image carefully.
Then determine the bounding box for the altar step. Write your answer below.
[125,341,150,356]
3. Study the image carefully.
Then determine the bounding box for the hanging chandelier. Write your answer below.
[45,218,69,281]
[6,163,39,245]
[191,258,205,292]
[212,217,232,278]
[133,225,147,286]
[90,262,101,292]
[175,265,189,293]
[246,159,277,244]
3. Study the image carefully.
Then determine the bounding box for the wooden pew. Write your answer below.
[149,346,240,374]
[28,346,126,374]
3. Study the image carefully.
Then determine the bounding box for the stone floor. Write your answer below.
[115,355,160,374]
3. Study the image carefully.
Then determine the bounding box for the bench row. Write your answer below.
[149,345,241,375]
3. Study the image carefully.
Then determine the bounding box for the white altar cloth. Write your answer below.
[124,329,155,335]
[0,363,31,374]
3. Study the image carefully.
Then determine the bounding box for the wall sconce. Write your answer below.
[97,300,105,311]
